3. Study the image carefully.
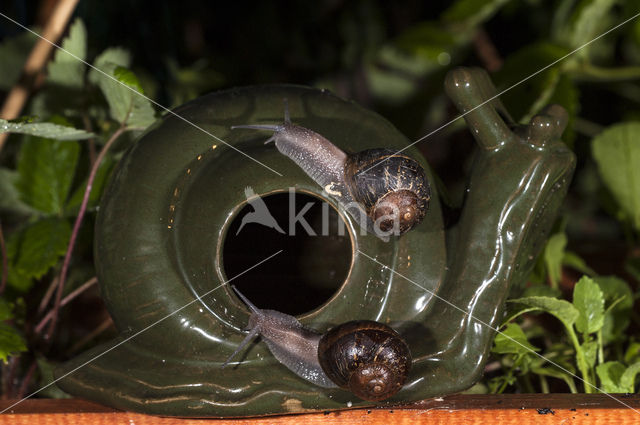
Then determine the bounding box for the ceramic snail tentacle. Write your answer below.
[231,101,431,239]
[224,286,412,402]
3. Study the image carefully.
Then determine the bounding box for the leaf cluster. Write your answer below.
[0,18,155,396]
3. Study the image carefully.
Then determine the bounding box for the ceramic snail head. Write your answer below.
[56,68,575,417]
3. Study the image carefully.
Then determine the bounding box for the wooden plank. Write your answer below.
[0,394,639,424]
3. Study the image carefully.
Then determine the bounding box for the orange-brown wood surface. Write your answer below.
[1,394,639,424]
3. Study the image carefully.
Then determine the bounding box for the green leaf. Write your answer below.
[113,66,144,93]
[0,167,37,215]
[531,365,578,393]
[442,0,512,28]
[0,299,12,322]
[624,342,640,365]
[591,122,640,232]
[509,296,579,330]
[394,22,458,60]
[11,218,71,280]
[0,322,27,363]
[492,323,539,355]
[0,119,94,140]
[0,29,37,91]
[596,361,628,393]
[88,47,131,85]
[573,276,605,334]
[36,357,71,398]
[544,232,567,288]
[494,43,572,121]
[569,0,617,54]
[16,136,80,214]
[47,18,87,88]
[593,275,633,343]
[563,251,596,276]
[581,340,598,369]
[620,362,640,393]
[93,62,156,128]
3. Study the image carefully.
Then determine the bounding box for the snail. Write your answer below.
[231,101,431,240]
[223,286,412,402]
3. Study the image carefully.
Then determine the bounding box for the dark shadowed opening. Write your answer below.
[223,191,352,315]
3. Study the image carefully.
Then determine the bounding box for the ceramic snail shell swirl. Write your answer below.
[55,69,576,417]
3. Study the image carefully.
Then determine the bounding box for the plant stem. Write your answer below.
[539,375,549,394]
[35,276,98,334]
[566,325,593,393]
[66,316,113,355]
[597,330,604,365]
[16,360,37,399]
[37,276,59,316]
[569,64,640,82]
[45,126,126,340]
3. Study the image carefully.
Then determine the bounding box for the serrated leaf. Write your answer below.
[47,18,87,88]
[492,323,539,355]
[592,122,640,232]
[92,62,155,128]
[0,29,37,91]
[596,361,627,393]
[0,119,94,140]
[0,322,27,363]
[12,218,71,279]
[88,47,131,85]
[573,276,605,334]
[113,66,144,93]
[620,362,640,393]
[509,296,579,330]
[544,232,567,288]
[16,137,80,214]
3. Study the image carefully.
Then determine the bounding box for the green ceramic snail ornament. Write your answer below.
[56,68,575,417]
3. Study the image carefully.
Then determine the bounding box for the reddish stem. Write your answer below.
[46,126,126,340]
[16,360,37,399]
[37,276,59,316]
[35,276,97,334]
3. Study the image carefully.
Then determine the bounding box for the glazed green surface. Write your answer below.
[56,68,575,417]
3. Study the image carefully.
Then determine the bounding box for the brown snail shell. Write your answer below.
[318,320,412,402]
[344,149,430,235]
[232,106,431,240]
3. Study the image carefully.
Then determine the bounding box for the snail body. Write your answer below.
[224,286,412,401]
[232,103,430,239]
